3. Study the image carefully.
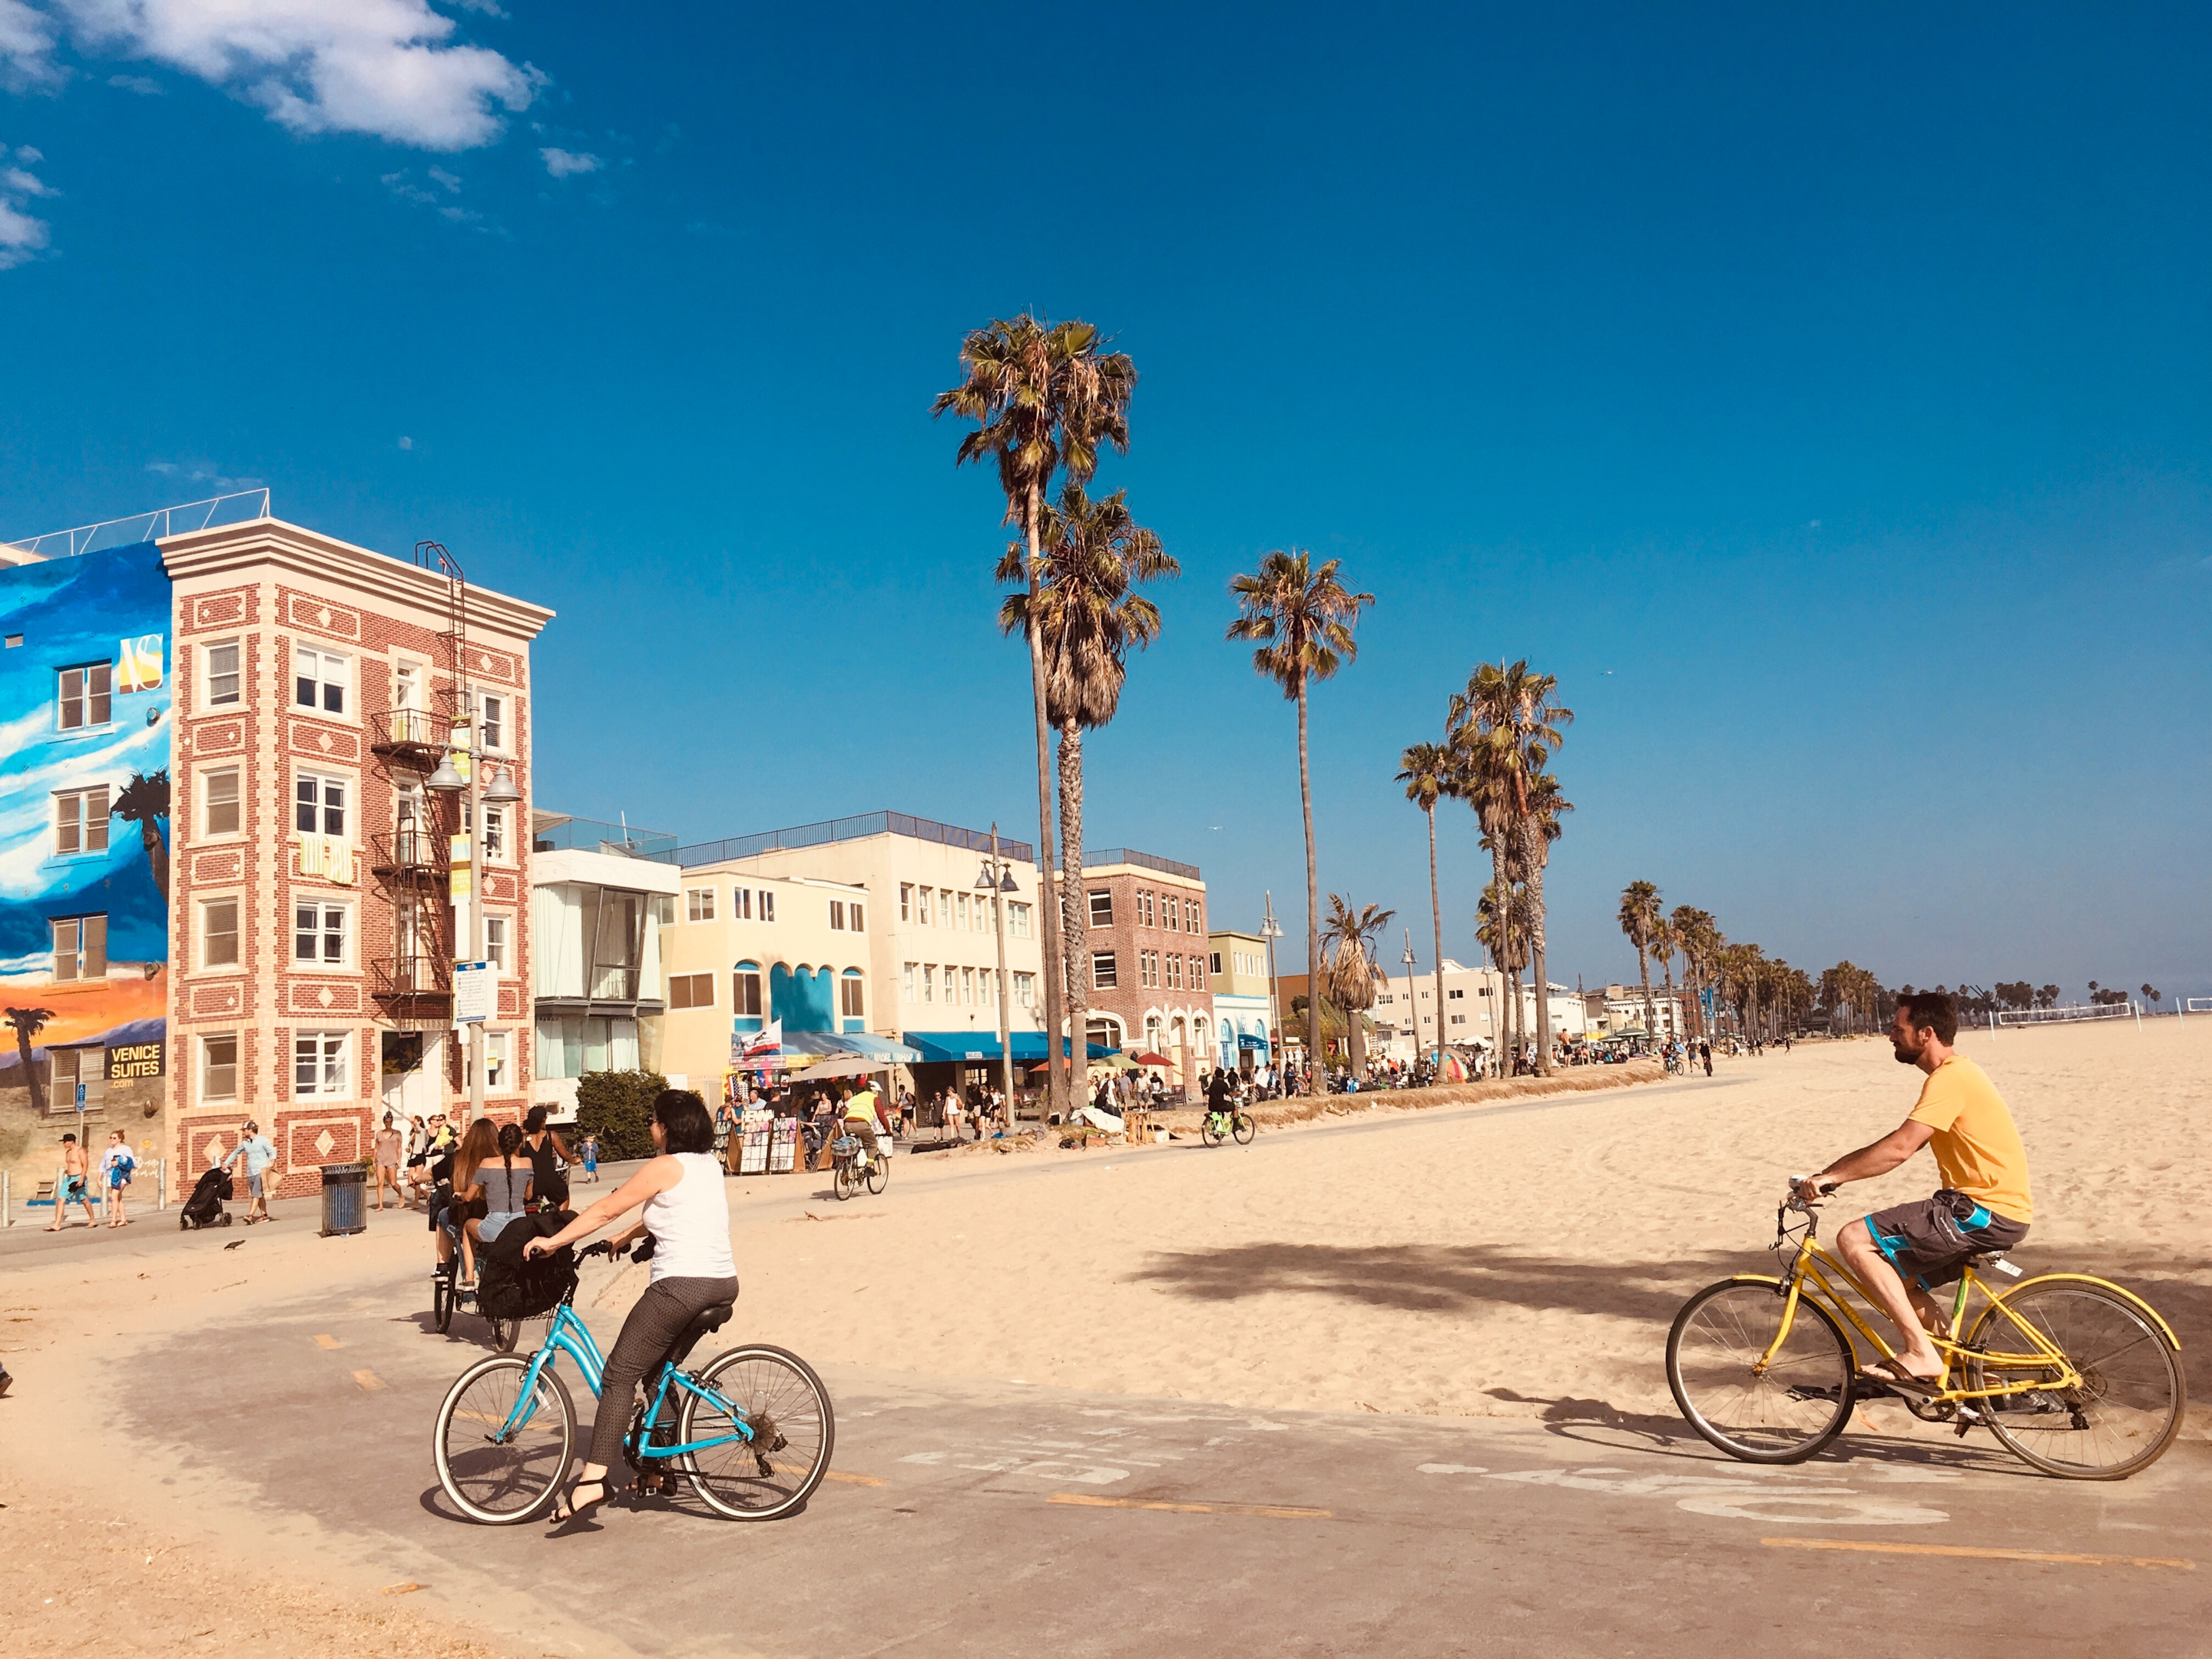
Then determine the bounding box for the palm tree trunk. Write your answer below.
[1637,947,1655,1048]
[1523,822,1554,1077]
[137,819,167,906]
[1426,805,1444,1071]
[1297,683,1321,1096]
[1056,717,1088,1068]
[1661,955,1677,1043]
[12,1025,45,1116]
[1020,488,1070,1121]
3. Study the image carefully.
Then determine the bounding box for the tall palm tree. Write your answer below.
[935,314,1134,1116]
[1227,551,1374,1095]
[1671,906,1715,1038]
[111,769,171,906]
[1475,877,1527,1066]
[1320,896,1396,1076]
[1000,482,1177,1051]
[1449,726,1518,1064]
[1395,740,1452,1063]
[1449,661,1572,1074]
[1650,911,1680,1041]
[1618,880,1662,1043]
[5,1007,55,1117]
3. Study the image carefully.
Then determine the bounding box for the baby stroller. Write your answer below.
[180,1167,235,1230]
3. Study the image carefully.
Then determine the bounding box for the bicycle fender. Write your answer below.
[1994,1273,2181,1351]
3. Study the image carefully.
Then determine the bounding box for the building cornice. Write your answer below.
[158,517,555,643]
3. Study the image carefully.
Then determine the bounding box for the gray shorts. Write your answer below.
[1865,1190,2028,1290]
[246,1171,265,1200]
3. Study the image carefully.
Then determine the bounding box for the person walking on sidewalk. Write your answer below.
[373,1114,404,1210]
[99,1130,137,1227]
[46,1133,97,1231]
[224,1121,278,1224]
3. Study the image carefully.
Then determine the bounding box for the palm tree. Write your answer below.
[1396,740,1452,1064]
[1651,911,1680,1041]
[1449,661,1572,1074]
[5,1007,55,1116]
[1476,877,1528,1067]
[1227,550,1374,1095]
[1320,896,1396,1076]
[1000,482,1177,1051]
[112,769,171,906]
[1618,880,1662,1044]
[1672,906,1719,1038]
[935,314,1134,1116]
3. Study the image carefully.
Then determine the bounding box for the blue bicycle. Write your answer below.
[432,1241,834,1524]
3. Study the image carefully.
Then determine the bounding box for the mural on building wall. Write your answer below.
[0,543,173,1118]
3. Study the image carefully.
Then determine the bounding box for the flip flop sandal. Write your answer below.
[1860,1359,1943,1395]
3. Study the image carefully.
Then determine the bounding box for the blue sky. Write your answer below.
[2,2,2207,997]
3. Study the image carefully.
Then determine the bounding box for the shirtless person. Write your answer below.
[1793,991,2032,1389]
[47,1133,98,1230]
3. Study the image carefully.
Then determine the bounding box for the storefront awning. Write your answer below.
[734,1031,922,1071]
[901,1031,1113,1065]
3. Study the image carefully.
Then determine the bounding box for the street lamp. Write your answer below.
[1260,892,1285,1094]
[426,711,517,1128]
[1401,929,1418,1069]
[975,823,1021,1133]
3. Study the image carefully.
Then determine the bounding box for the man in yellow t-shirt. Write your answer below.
[1793,991,2032,1389]
[842,1083,884,1165]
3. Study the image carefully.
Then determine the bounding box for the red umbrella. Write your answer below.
[1133,1051,1171,1067]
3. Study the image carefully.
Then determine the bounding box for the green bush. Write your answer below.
[575,1069,667,1162]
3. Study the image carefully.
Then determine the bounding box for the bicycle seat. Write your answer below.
[657,1300,737,1374]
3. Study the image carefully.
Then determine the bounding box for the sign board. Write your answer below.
[108,1040,165,1081]
[453,962,494,1025]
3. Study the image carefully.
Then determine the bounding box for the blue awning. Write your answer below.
[901,1031,1113,1065]
[773,1031,923,1064]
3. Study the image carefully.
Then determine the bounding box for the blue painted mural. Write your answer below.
[0,542,173,1108]
[768,963,835,1032]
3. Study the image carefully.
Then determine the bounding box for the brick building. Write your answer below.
[1075,848,1213,1087]
[0,507,552,1204]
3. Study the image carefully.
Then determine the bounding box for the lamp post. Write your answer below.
[426,698,521,1126]
[1401,929,1418,1071]
[1260,892,1285,1095]
[976,824,1020,1133]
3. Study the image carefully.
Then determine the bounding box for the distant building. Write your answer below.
[1077,848,1211,1086]
[1584,983,1685,1041]
[1205,929,1277,1075]
[1283,958,1587,1061]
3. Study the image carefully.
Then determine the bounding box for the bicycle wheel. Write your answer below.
[680,1344,836,1521]
[1231,1113,1255,1145]
[433,1354,576,1524]
[1667,1277,1853,1463]
[1201,1116,1224,1148]
[833,1161,856,1201]
[491,1316,522,1353]
[1966,1281,2185,1480]
[433,1267,454,1335]
[865,1154,889,1195]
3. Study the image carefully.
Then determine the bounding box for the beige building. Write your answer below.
[1204,927,1277,1074]
[661,812,1048,1090]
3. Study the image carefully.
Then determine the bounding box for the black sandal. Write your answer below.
[551,1476,607,1522]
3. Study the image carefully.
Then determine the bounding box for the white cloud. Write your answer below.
[37,0,543,149]
[426,164,459,192]
[105,68,157,91]
[144,457,262,489]
[538,145,600,179]
[397,435,412,450]
[0,144,54,269]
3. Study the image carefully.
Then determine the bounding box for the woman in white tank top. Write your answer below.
[524,1089,739,1521]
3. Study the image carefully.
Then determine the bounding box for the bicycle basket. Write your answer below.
[830,1134,859,1157]
[476,1215,579,1320]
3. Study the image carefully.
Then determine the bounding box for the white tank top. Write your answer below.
[641,1153,735,1283]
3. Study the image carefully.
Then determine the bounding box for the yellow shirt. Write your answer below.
[843,1089,879,1122]
[1908,1055,2032,1224]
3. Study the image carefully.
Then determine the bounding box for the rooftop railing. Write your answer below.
[3,490,272,559]
[1082,847,1202,882]
[679,810,1035,869]
[531,816,679,864]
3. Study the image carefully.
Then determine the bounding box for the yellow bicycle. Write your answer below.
[1666,1186,2185,1479]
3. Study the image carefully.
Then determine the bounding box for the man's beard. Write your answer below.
[1892,1041,1919,1065]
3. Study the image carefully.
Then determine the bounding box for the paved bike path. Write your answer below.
[115,1270,2210,1659]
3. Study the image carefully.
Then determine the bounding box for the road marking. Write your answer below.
[313,1334,340,1349]
[381,1581,422,1594]
[1049,1494,1330,1521]
[352,1369,386,1392]
[1763,1539,2194,1570]
[824,1471,887,1487]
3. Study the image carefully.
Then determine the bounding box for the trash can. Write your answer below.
[319,1161,369,1237]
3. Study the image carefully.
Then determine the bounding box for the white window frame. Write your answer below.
[484,912,510,974]
[841,973,866,1019]
[295,767,348,839]
[902,962,916,1003]
[732,965,764,1018]
[1089,889,1113,927]
[955,892,969,930]
[758,889,775,922]
[292,898,351,969]
[830,899,846,931]
[686,887,716,922]
[922,965,936,1004]
[1166,953,1182,990]
[54,785,111,857]
[733,886,752,920]
[293,644,351,717]
[1092,949,1118,990]
[669,971,715,1010]
[900,883,913,922]
[478,691,508,754]
[200,1032,240,1105]
[204,639,243,709]
[293,1029,350,1098]
[200,896,241,969]
[961,966,975,1005]
[200,765,241,840]
[482,803,509,864]
[1013,971,1035,1007]
[850,901,863,932]
[51,914,105,982]
[918,888,933,926]
[1008,902,1031,939]
[482,1028,512,1090]
[57,661,112,731]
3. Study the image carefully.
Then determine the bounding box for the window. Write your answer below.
[484,914,509,972]
[1190,953,1204,985]
[903,962,916,1003]
[898,883,913,920]
[483,806,507,862]
[293,900,348,967]
[849,902,863,932]
[52,1048,103,1111]
[54,786,110,856]
[203,767,240,837]
[58,662,112,730]
[1450,1014,1467,1026]
[483,1029,511,1089]
[733,963,763,1018]
[51,916,105,982]
[1138,950,1155,988]
[918,887,933,926]
[479,693,507,753]
[841,973,865,1018]
[1089,889,1113,927]
[830,900,846,931]
[1012,971,1035,1007]
[961,966,975,1005]
[980,968,995,1007]
[922,965,935,1004]
[1167,953,1182,990]
[204,641,241,707]
[200,1035,239,1104]
[1210,952,1222,975]
[295,770,346,837]
[393,657,422,714]
[1008,902,1031,939]
[293,1030,349,1097]
[200,899,240,968]
[1449,988,1464,999]
[758,889,776,923]
[293,646,348,715]
[732,886,752,920]
[669,971,715,1009]
[686,888,716,922]
[1092,950,1119,990]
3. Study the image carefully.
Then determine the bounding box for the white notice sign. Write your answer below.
[453,962,493,1025]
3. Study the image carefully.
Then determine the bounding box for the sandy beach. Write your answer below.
[2,1018,2206,1656]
